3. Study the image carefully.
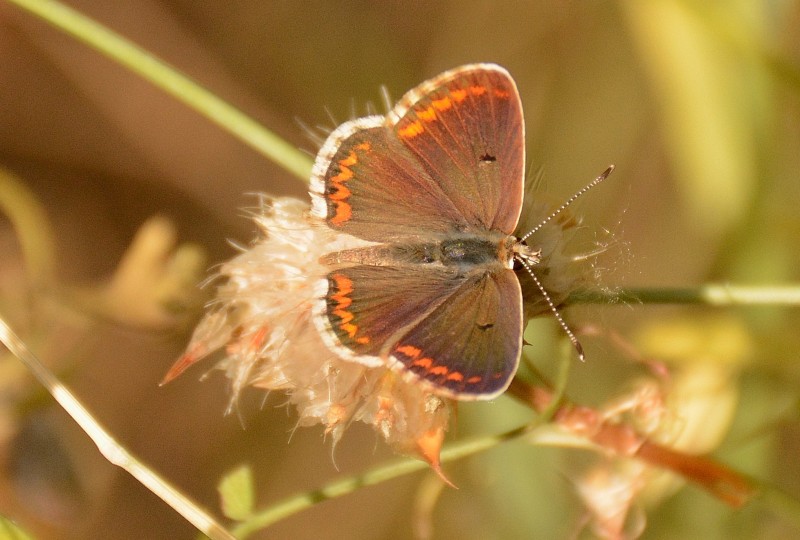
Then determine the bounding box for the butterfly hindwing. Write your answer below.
[317,264,469,365]
[318,263,522,399]
[390,268,522,399]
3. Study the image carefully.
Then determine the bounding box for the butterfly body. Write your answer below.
[320,229,514,269]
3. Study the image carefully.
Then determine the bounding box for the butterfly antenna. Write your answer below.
[515,164,614,361]
[520,165,615,243]
[516,253,585,361]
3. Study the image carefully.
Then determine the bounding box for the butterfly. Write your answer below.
[309,63,599,401]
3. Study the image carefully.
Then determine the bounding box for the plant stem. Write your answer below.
[0,319,236,540]
[567,285,800,306]
[232,422,536,538]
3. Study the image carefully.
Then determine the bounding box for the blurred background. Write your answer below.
[0,1,799,538]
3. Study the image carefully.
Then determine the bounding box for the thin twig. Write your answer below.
[567,284,800,306]
[0,318,235,540]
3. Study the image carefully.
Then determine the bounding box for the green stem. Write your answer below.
[567,284,800,306]
[5,0,313,182]
[233,421,541,538]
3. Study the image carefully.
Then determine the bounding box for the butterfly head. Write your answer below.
[511,239,542,268]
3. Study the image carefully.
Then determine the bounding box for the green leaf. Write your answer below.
[218,464,255,521]
[0,515,34,540]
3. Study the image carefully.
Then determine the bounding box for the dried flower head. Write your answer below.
[163,190,585,470]
[163,196,452,468]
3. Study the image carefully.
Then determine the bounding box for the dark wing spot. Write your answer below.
[479,153,497,163]
[477,322,494,330]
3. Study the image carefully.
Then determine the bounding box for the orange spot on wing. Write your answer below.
[412,357,433,369]
[332,274,352,289]
[396,345,436,370]
[332,167,353,182]
[339,151,358,167]
[417,106,437,122]
[330,274,353,305]
[398,120,424,139]
[340,322,359,338]
[334,309,353,323]
[450,89,467,102]
[468,85,487,96]
[396,344,422,358]
[396,343,476,385]
[432,97,452,111]
[329,273,369,345]
[328,183,350,201]
[326,144,371,226]
[493,89,510,99]
[330,201,352,225]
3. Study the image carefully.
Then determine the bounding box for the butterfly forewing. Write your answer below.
[392,65,525,234]
[311,123,472,242]
[311,64,525,240]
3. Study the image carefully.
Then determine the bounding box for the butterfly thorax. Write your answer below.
[320,229,518,274]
